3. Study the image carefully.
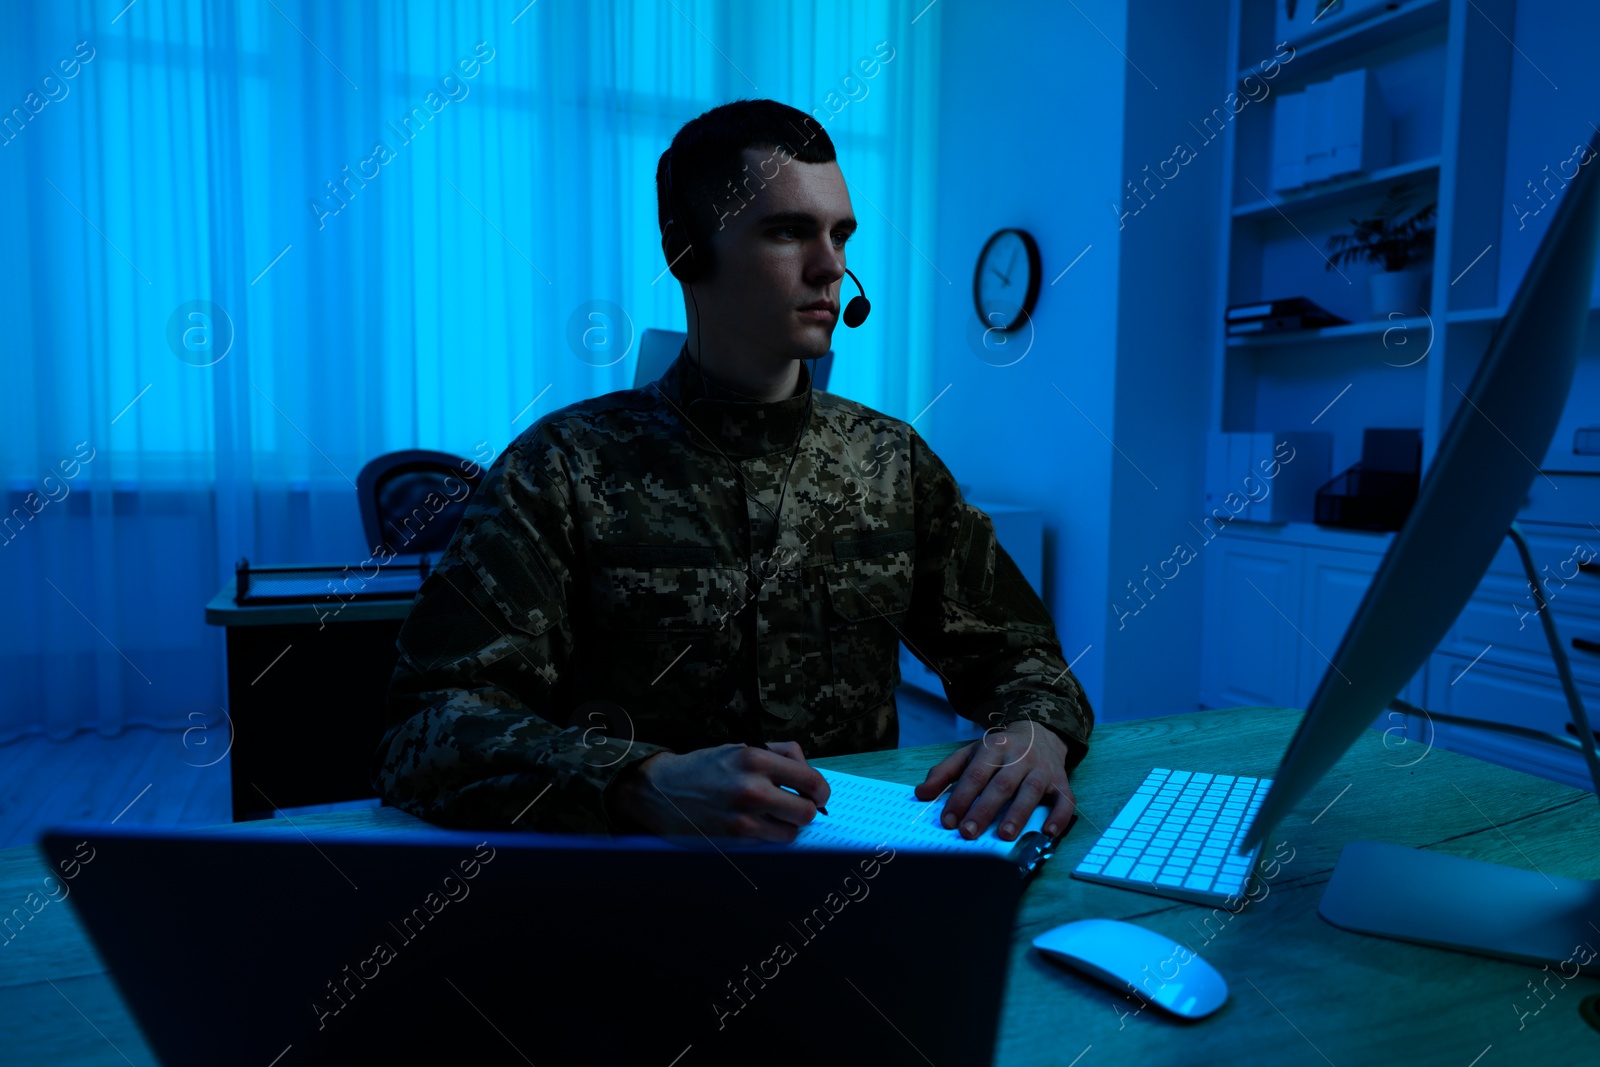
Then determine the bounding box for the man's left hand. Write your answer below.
[914,720,1075,841]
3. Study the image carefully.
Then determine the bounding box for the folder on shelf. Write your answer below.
[1271,90,1306,192]
[1225,297,1348,334]
[1303,80,1334,184]
[1327,69,1391,179]
[1204,432,1333,525]
[1269,68,1392,192]
[1226,296,1340,321]
[1227,314,1346,335]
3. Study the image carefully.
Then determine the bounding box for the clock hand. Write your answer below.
[989,266,1012,287]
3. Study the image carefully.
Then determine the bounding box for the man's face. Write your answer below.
[685,146,857,371]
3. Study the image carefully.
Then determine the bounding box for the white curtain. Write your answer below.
[0,0,943,742]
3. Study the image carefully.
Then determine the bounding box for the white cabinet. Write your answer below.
[1199,525,1424,712]
[1424,654,1600,791]
[1197,476,1600,790]
[1297,551,1388,709]
[1199,537,1300,708]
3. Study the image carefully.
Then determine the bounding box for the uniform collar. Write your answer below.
[654,342,816,458]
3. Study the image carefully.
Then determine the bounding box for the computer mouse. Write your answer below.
[1032,918,1228,1020]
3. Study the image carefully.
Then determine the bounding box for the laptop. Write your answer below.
[42,824,1023,1065]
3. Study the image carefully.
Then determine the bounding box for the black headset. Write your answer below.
[660,144,871,741]
[661,146,871,327]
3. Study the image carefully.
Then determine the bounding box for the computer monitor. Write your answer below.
[1239,126,1600,969]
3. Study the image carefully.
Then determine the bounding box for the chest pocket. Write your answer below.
[586,541,742,705]
[823,528,916,719]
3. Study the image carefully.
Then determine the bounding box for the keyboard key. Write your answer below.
[1077,863,1103,874]
[1103,857,1135,879]
[1184,874,1214,890]
[1109,792,1153,830]
[1156,875,1185,886]
[1130,864,1161,882]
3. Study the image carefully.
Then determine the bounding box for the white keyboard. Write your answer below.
[1071,768,1271,907]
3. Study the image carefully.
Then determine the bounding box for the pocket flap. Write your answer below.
[456,528,565,635]
[825,559,913,623]
[832,528,916,562]
[591,542,720,568]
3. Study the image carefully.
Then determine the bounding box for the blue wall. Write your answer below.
[927,0,1229,723]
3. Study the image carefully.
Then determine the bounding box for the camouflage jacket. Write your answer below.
[372,347,1094,834]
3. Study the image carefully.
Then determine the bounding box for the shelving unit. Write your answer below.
[1230,0,1449,85]
[1200,0,1600,790]
[1230,155,1441,219]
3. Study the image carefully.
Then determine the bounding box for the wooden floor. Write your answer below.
[0,685,969,851]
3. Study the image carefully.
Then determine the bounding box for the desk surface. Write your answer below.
[3,706,1596,1065]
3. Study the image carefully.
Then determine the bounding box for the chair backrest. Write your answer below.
[355,449,482,557]
[634,327,835,390]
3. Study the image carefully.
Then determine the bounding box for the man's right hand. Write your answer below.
[607,741,830,843]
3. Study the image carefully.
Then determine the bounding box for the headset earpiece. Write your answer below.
[663,150,706,285]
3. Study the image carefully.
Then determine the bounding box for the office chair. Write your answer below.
[634,327,835,389]
[355,450,482,557]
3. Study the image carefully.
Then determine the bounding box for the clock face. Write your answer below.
[974,228,1040,333]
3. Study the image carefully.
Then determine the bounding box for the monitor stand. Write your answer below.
[1319,523,1600,973]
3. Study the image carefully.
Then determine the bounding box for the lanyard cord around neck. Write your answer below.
[683,285,816,598]
[683,285,817,738]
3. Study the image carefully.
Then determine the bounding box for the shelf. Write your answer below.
[1444,306,1505,324]
[1216,520,1396,552]
[1235,0,1449,85]
[1444,299,1600,326]
[1226,315,1431,348]
[1232,156,1441,220]
[1226,294,1600,349]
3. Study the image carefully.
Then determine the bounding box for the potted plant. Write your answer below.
[1324,183,1437,319]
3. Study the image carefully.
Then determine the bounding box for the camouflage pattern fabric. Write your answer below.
[372,345,1094,834]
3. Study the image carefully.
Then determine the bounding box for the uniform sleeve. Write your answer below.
[898,431,1094,772]
[370,433,670,834]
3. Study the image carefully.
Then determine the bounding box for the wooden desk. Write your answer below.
[2,706,1596,1065]
[205,574,416,819]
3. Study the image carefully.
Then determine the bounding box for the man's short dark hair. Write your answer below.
[656,98,836,278]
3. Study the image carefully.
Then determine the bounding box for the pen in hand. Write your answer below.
[746,740,828,815]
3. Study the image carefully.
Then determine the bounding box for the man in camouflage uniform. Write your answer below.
[372,99,1093,842]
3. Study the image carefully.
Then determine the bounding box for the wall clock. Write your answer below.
[973,227,1040,333]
